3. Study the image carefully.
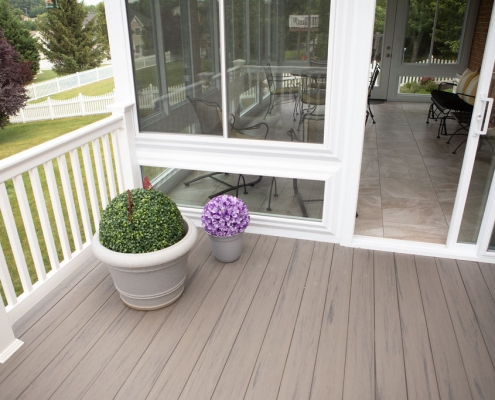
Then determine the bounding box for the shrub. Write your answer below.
[99,188,184,253]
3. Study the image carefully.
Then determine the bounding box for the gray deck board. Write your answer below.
[1,236,495,400]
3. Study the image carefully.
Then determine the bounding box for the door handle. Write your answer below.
[475,96,494,136]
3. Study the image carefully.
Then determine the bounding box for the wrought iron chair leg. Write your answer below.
[267,177,277,211]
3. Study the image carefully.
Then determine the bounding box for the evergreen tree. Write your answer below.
[0,0,39,76]
[95,2,110,59]
[0,30,32,129]
[37,0,105,75]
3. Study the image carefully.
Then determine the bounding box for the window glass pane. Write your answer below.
[398,75,456,94]
[127,0,331,143]
[127,0,222,133]
[403,0,468,64]
[224,0,331,142]
[142,166,324,221]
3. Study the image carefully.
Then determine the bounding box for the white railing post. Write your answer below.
[0,303,23,363]
[107,102,141,190]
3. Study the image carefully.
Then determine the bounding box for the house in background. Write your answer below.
[1,0,495,365]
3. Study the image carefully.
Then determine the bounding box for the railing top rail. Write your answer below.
[0,114,123,183]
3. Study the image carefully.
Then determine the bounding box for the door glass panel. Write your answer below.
[458,67,495,244]
[403,0,468,64]
[141,166,325,220]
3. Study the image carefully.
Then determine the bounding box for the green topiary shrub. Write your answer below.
[98,188,185,254]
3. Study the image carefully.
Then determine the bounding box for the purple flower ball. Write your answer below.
[201,195,250,237]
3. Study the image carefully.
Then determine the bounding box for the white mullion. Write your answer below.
[28,167,60,271]
[92,139,109,210]
[101,134,117,198]
[0,241,17,306]
[0,183,33,293]
[12,175,47,282]
[44,161,71,261]
[218,0,229,138]
[110,131,125,193]
[81,144,101,227]
[69,149,93,243]
[57,155,82,251]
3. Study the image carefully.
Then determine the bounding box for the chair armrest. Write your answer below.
[231,115,269,139]
[438,81,456,91]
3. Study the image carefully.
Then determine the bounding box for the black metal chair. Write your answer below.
[366,64,380,124]
[185,96,269,197]
[426,69,479,137]
[263,63,299,121]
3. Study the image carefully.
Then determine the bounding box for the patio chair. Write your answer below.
[426,68,479,138]
[263,63,299,121]
[365,64,380,124]
[298,71,326,130]
[185,96,268,197]
[309,59,327,90]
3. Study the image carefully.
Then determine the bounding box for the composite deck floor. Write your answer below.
[1,232,495,399]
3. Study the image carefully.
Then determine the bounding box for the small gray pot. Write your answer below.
[92,216,198,310]
[208,232,245,263]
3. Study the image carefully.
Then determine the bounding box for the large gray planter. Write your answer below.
[92,216,198,310]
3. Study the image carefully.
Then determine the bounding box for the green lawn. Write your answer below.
[28,78,115,104]
[0,115,111,160]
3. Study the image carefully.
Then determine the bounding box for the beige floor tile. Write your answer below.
[377,139,419,151]
[378,158,430,180]
[355,218,384,237]
[361,159,380,178]
[381,197,448,228]
[376,129,415,141]
[377,147,423,161]
[363,137,377,149]
[381,177,436,200]
[359,176,381,196]
[383,221,448,244]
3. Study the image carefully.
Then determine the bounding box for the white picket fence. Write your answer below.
[26,66,114,100]
[138,83,187,108]
[10,92,115,124]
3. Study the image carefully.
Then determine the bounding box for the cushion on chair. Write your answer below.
[272,86,299,95]
[459,75,479,105]
[456,68,478,96]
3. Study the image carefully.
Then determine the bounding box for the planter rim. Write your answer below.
[93,216,198,269]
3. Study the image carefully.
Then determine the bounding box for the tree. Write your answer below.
[94,2,109,59]
[0,30,32,129]
[0,0,40,76]
[37,0,106,75]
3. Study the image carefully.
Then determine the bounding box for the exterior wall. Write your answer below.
[468,0,494,71]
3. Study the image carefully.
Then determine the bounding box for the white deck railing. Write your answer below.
[0,114,128,333]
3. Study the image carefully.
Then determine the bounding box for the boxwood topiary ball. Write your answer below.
[98,188,185,254]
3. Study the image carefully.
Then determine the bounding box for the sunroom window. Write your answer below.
[126,0,331,144]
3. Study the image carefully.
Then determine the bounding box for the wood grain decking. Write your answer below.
[1,232,495,399]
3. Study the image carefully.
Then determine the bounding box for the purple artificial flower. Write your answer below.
[201,194,250,237]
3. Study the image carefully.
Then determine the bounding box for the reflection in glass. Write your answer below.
[402,0,468,64]
[141,166,324,221]
[127,0,331,143]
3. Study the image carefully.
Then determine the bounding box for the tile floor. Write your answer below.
[356,101,495,244]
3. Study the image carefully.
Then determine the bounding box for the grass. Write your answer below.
[0,115,111,160]
[28,78,115,104]
[0,115,115,305]
[32,70,58,84]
